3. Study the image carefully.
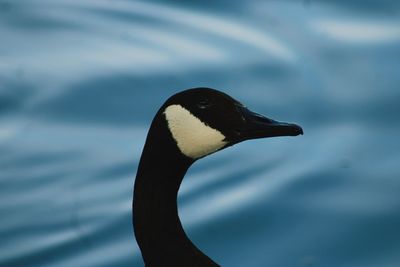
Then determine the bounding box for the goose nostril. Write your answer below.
[234,130,242,136]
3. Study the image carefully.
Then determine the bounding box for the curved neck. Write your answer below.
[133,119,220,267]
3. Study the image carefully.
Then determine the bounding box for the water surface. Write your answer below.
[1,0,400,266]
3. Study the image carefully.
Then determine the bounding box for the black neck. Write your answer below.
[133,117,220,267]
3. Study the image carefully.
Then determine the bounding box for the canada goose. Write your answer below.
[133,88,303,267]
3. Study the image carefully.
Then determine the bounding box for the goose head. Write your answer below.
[162,87,303,159]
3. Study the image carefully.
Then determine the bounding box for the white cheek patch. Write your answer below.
[164,104,227,159]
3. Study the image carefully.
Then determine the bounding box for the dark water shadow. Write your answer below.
[0,76,34,116]
[0,150,82,171]
[0,1,81,31]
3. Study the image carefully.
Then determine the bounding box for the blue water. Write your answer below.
[1,0,400,266]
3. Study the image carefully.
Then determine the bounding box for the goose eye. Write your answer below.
[197,98,212,109]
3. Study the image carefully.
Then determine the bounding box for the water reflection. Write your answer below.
[1,0,400,267]
[313,19,400,43]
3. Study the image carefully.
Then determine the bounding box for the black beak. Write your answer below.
[234,106,303,141]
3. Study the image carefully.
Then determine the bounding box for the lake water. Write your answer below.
[1,0,400,266]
